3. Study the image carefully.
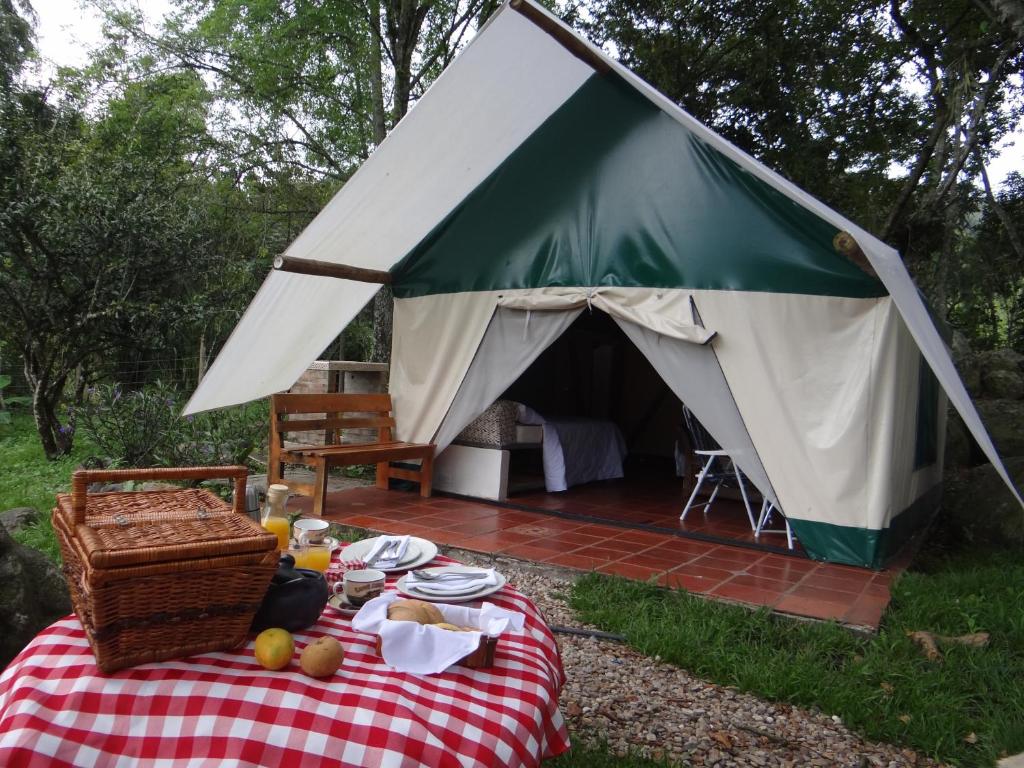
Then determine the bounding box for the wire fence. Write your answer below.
[0,358,208,399]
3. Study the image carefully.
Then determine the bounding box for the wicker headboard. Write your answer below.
[455,400,521,447]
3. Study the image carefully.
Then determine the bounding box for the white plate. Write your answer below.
[410,580,483,597]
[339,536,438,573]
[396,566,506,603]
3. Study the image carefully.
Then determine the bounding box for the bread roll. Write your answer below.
[387,599,444,625]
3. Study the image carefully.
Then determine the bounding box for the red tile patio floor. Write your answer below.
[294,484,909,631]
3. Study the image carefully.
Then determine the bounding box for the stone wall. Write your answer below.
[286,361,389,446]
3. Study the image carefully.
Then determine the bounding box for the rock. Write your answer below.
[0,525,72,668]
[951,332,982,396]
[977,400,1024,458]
[942,457,1024,548]
[0,508,39,534]
[944,410,974,469]
[978,348,1024,375]
[984,369,1024,400]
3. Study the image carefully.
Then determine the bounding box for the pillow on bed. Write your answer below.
[515,403,545,425]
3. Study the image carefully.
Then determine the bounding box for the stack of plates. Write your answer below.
[396,566,506,603]
[338,536,438,573]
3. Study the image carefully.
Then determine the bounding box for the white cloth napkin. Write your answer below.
[404,568,498,594]
[351,592,526,675]
[364,535,411,569]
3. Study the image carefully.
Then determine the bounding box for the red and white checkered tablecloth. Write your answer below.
[0,553,569,767]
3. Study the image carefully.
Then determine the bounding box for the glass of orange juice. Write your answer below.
[293,543,331,572]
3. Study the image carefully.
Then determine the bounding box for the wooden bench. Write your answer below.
[268,393,435,517]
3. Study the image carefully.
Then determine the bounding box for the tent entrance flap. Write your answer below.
[612,318,776,508]
[432,303,776,509]
[433,307,583,453]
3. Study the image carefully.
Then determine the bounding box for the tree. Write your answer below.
[0,72,224,457]
[97,0,503,361]
[0,0,32,92]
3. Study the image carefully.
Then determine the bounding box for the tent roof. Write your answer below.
[185,0,1021,509]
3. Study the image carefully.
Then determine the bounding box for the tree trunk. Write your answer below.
[881,105,949,243]
[197,330,208,386]
[371,286,393,364]
[23,356,72,460]
[386,0,430,122]
[30,386,71,459]
[369,0,388,145]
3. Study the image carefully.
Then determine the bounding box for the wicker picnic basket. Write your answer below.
[53,466,279,673]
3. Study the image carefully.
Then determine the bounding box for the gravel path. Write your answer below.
[448,547,942,768]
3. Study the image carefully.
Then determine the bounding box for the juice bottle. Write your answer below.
[261,483,291,550]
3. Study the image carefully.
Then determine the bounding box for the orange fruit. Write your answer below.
[254,628,294,670]
[299,636,344,678]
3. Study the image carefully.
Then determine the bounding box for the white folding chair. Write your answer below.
[680,408,757,531]
[755,499,795,549]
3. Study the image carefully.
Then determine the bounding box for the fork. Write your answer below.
[367,538,401,566]
[410,569,489,581]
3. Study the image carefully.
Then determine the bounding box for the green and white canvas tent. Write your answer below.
[185,0,1022,568]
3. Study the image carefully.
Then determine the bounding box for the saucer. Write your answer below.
[327,592,361,616]
[291,535,340,551]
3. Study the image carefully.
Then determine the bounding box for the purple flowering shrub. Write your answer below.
[77,382,267,469]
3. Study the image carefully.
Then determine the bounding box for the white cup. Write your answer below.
[341,569,386,606]
[293,518,330,545]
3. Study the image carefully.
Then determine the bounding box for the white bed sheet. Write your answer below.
[541,418,627,492]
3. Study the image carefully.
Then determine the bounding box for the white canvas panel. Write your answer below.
[284,6,592,271]
[432,307,583,452]
[183,272,379,415]
[863,302,946,520]
[614,318,777,506]
[693,290,885,528]
[389,292,506,444]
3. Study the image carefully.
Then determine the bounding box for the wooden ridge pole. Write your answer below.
[273,255,392,284]
[509,0,611,74]
[832,231,878,279]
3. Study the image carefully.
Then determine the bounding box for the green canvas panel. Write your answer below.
[393,73,885,299]
[789,484,941,568]
[915,354,940,470]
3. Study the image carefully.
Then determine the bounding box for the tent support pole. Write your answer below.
[832,232,878,279]
[273,255,392,284]
[509,0,610,74]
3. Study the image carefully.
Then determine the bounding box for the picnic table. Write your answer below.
[0,552,569,767]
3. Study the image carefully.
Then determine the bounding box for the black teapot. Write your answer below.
[250,554,328,633]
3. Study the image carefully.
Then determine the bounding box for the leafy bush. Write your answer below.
[77,382,267,470]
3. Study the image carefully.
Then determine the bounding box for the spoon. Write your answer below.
[410,569,490,581]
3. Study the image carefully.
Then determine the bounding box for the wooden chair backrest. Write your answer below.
[271,393,395,446]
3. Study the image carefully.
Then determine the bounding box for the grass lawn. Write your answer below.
[548,742,675,767]
[0,411,98,561]
[571,551,1024,767]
